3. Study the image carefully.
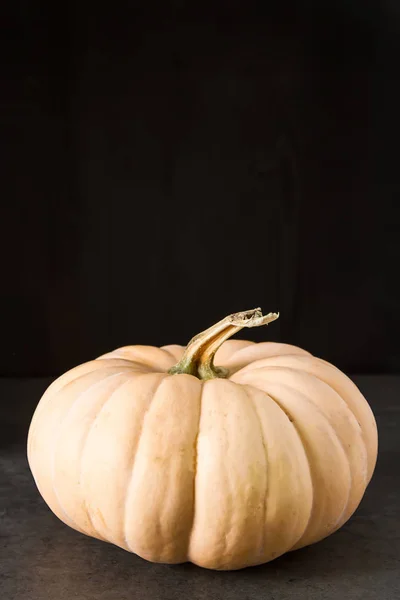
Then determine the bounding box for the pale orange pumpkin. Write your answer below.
[27,308,377,570]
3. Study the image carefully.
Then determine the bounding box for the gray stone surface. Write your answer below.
[1,376,399,600]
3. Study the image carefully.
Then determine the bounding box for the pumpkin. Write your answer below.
[27,308,377,570]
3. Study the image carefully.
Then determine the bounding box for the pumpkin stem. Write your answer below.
[168,308,279,381]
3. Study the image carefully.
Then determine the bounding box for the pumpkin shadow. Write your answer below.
[175,527,389,580]
[154,518,396,599]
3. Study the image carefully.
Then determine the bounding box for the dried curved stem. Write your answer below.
[168,308,279,380]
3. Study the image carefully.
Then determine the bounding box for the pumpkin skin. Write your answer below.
[27,311,377,571]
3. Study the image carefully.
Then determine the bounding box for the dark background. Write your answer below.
[3,0,400,377]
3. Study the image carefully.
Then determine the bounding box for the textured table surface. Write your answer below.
[1,376,399,600]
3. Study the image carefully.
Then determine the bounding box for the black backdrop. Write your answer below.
[3,1,400,377]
